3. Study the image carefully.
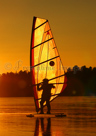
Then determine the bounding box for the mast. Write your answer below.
[30,17,39,112]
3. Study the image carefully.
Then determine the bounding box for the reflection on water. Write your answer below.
[0,97,96,136]
[34,118,51,136]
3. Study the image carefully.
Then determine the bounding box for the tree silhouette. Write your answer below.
[0,66,96,97]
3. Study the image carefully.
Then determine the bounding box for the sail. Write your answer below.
[30,16,67,112]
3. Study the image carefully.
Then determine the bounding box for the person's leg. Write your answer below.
[40,99,45,114]
[46,100,51,114]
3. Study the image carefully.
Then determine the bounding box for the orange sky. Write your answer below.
[0,0,96,74]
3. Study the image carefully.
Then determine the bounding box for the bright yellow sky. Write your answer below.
[0,0,96,74]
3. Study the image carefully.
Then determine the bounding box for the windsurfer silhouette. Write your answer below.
[37,78,55,114]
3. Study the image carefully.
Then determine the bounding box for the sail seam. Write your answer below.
[34,20,48,30]
[32,38,53,49]
[32,56,59,68]
[32,74,65,86]
[49,74,65,81]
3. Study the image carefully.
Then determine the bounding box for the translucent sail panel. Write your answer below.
[31,17,67,112]
[34,24,46,47]
[34,19,49,48]
[33,22,53,66]
[35,18,47,29]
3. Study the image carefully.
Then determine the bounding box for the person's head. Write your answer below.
[43,78,49,84]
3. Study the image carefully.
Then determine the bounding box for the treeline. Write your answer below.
[0,66,96,97]
[0,71,33,97]
[62,66,96,96]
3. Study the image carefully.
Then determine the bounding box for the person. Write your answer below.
[37,78,55,114]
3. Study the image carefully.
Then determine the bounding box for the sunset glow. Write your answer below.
[0,0,96,74]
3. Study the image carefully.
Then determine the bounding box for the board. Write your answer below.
[26,113,66,118]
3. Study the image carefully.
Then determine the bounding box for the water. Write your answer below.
[0,97,96,136]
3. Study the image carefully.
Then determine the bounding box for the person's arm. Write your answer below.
[37,83,43,91]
